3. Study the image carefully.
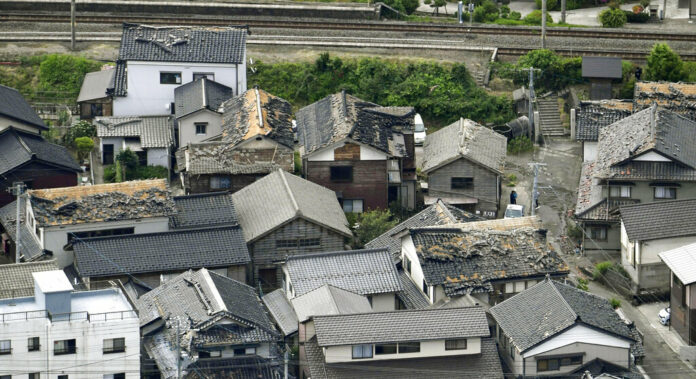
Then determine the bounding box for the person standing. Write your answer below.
[509,190,517,205]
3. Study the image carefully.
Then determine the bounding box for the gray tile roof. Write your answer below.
[569,358,644,379]
[575,100,633,141]
[313,306,488,346]
[0,260,59,299]
[582,56,622,79]
[285,248,402,297]
[73,226,250,277]
[0,84,47,130]
[620,199,696,241]
[262,289,299,336]
[365,199,483,260]
[422,118,506,174]
[177,141,292,175]
[108,61,127,97]
[634,81,696,121]
[659,242,696,285]
[95,115,174,149]
[186,356,283,379]
[0,200,44,261]
[304,336,503,379]
[174,78,233,119]
[0,128,81,175]
[291,284,372,322]
[232,170,351,242]
[77,69,114,102]
[490,278,634,353]
[397,269,430,309]
[296,91,414,156]
[171,191,238,229]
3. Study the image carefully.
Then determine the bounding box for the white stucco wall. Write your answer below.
[306,140,388,162]
[324,337,482,363]
[178,109,223,146]
[583,141,598,162]
[0,116,42,135]
[640,236,696,265]
[371,293,396,312]
[401,235,431,304]
[147,148,170,170]
[633,151,672,162]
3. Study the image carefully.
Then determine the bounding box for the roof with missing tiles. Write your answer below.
[221,88,294,149]
[634,81,696,121]
[575,100,633,141]
[177,141,293,176]
[0,200,44,261]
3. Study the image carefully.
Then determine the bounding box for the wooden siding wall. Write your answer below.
[0,162,78,207]
[306,160,388,210]
[427,158,499,212]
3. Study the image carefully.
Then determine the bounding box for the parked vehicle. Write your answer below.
[414,113,426,145]
[658,306,670,326]
[504,204,525,219]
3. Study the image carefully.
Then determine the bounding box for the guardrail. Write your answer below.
[0,309,137,323]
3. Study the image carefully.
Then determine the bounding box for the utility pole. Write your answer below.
[529,163,546,216]
[176,322,182,379]
[561,0,566,23]
[521,67,536,138]
[541,0,547,49]
[458,1,463,24]
[8,182,25,263]
[70,0,76,50]
[284,344,289,379]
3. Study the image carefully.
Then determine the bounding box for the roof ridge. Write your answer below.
[278,170,300,216]
[436,199,458,223]
[548,279,578,321]
[199,268,226,312]
[72,224,240,243]
[13,129,33,156]
[286,248,388,261]
[313,305,483,319]
[621,197,696,209]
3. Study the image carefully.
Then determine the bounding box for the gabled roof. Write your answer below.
[422,118,506,174]
[365,199,483,260]
[620,199,696,241]
[296,91,414,156]
[634,81,696,121]
[313,306,489,347]
[73,226,250,278]
[285,248,402,297]
[262,289,299,336]
[177,140,293,176]
[0,128,81,175]
[291,284,372,322]
[174,78,233,119]
[0,261,59,299]
[490,278,634,353]
[575,100,633,141]
[77,68,115,102]
[95,115,174,149]
[0,84,47,130]
[582,56,622,79]
[170,191,238,229]
[108,61,127,97]
[231,170,351,242]
[0,200,44,261]
[569,358,644,379]
[221,87,294,149]
[659,242,696,285]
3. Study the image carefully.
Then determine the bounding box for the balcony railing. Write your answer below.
[54,346,77,355]
[0,309,137,324]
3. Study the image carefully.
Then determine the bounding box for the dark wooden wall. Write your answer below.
[427,158,499,213]
[305,159,388,211]
[0,162,78,207]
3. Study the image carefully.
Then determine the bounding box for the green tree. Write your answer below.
[535,0,558,10]
[431,0,447,15]
[116,148,138,180]
[524,10,554,24]
[515,49,563,90]
[352,209,399,248]
[599,8,627,28]
[38,54,102,100]
[74,137,94,161]
[63,120,96,148]
[645,43,686,82]
[473,0,499,22]
[401,0,420,14]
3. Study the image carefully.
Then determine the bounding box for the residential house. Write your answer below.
[77,68,115,120]
[136,268,282,378]
[231,169,352,290]
[283,248,403,312]
[169,191,239,230]
[0,199,45,262]
[109,23,247,116]
[422,118,507,218]
[634,81,696,120]
[573,99,633,161]
[174,77,233,146]
[0,84,47,134]
[95,115,174,169]
[659,242,696,346]
[301,307,504,379]
[0,270,140,378]
[0,260,59,299]
[177,88,294,194]
[619,199,696,298]
[575,106,696,253]
[490,277,641,378]
[582,56,622,100]
[296,91,417,211]
[400,216,569,306]
[24,180,175,267]
[0,127,81,207]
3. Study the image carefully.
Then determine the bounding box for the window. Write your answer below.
[609,185,631,198]
[245,347,256,355]
[103,375,125,379]
[28,337,40,352]
[395,296,407,310]
[537,355,582,372]
[0,340,10,354]
[445,339,467,350]
[351,344,373,359]
[234,348,246,355]
[210,176,231,189]
[276,239,298,249]
[375,343,397,355]
[398,342,420,353]
[199,350,222,358]
[422,281,429,296]
[103,337,125,354]
[451,177,474,190]
[590,226,607,241]
[509,345,515,360]
[195,123,208,135]
[54,339,76,355]
[29,374,40,379]
[342,199,364,213]
[58,376,68,379]
[68,228,134,244]
[193,73,215,81]
[298,238,321,247]
[233,347,256,356]
[655,186,677,199]
[403,256,412,274]
[0,376,11,379]
[330,166,353,182]
[160,72,182,84]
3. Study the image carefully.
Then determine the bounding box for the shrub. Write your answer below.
[599,8,627,28]
[293,151,302,175]
[509,10,521,20]
[104,164,116,183]
[577,278,589,291]
[610,298,621,309]
[593,261,613,279]
[401,0,420,14]
[505,173,518,187]
[507,135,534,154]
[625,10,649,22]
[535,0,558,10]
[74,137,94,161]
[62,120,96,147]
[567,224,583,241]
[38,54,102,99]
[684,61,696,82]
[424,0,431,4]
[640,0,650,8]
[620,78,636,99]
[607,0,620,9]
[116,148,138,170]
[514,49,580,91]
[351,209,399,248]
[524,10,554,25]
[645,43,685,82]
[500,5,510,17]
[130,165,168,180]
[473,0,499,22]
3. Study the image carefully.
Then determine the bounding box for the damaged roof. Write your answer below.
[422,118,507,174]
[620,199,696,241]
[0,260,59,299]
[410,217,569,297]
[0,200,44,261]
[28,179,175,227]
[262,289,299,336]
[634,81,696,121]
[170,191,238,229]
[95,116,174,149]
[77,68,115,103]
[0,84,47,130]
[174,78,233,119]
[0,127,81,176]
[296,91,415,156]
[575,100,633,141]
[490,278,634,353]
[177,141,293,176]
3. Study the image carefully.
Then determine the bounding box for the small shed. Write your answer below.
[77,69,114,120]
[582,56,622,100]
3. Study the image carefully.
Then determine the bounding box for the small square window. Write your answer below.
[54,339,76,355]
[210,176,231,189]
[403,256,411,274]
[195,123,207,135]
[103,337,125,354]
[29,373,40,379]
[609,185,631,198]
[398,341,420,353]
[342,199,363,213]
[375,344,397,355]
[160,72,182,84]
[351,344,373,359]
[0,340,11,355]
[590,226,607,241]
[330,166,353,182]
[28,337,40,352]
[655,187,677,199]
[451,177,473,190]
[193,73,214,81]
[445,339,467,350]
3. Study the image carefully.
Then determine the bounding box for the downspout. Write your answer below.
[235,63,239,95]
[523,356,526,378]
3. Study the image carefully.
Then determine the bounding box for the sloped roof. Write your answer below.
[108,61,127,97]
[0,200,45,261]
[0,84,47,130]
[262,289,299,336]
[231,170,351,242]
[291,284,371,322]
[0,260,59,299]
[174,78,233,119]
[397,269,430,309]
[186,356,283,379]
[634,81,696,121]
[490,278,634,353]
[95,116,174,149]
[170,192,238,229]
[575,100,633,141]
[285,248,402,297]
[620,199,696,241]
[221,88,294,149]
[581,56,622,79]
[659,242,696,285]
[0,128,81,175]
[77,69,114,102]
[178,141,293,176]
[296,91,414,156]
[422,118,507,174]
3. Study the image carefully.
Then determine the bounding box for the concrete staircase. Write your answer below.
[537,94,566,137]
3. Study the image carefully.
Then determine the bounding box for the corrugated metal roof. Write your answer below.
[659,242,696,285]
[262,289,299,336]
[291,284,371,322]
[77,69,114,102]
[582,56,622,79]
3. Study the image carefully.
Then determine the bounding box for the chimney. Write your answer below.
[32,271,73,316]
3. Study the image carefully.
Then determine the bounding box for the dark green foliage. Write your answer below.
[577,278,589,291]
[499,5,510,18]
[599,8,627,28]
[594,261,613,279]
[63,121,96,147]
[640,0,650,7]
[535,0,558,10]
[524,10,554,25]
[401,0,420,14]
[430,0,447,14]
[514,49,577,91]
[645,43,685,82]
[74,137,94,161]
[350,209,399,248]
[116,148,138,170]
[104,163,168,183]
[625,10,649,22]
[293,151,302,175]
[509,10,521,20]
[473,0,499,22]
[507,135,534,154]
[610,298,621,309]
[567,224,584,241]
[620,78,635,99]
[38,54,102,99]
[684,62,696,82]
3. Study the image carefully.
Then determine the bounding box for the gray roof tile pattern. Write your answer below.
[77,69,114,102]
[108,61,127,97]
[304,336,503,379]
[490,278,634,353]
[171,191,238,229]
[313,306,489,346]
[397,269,430,309]
[285,248,402,297]
[95,115,174,149]
[365,199,483,260]
[0,128,81,175]
[569,358,644,379]
[232,170,351,242]
[262,289,299,336]
[634,81,696,121]
[582,56,623,79]
[620,199,696,241]
[422,118,507,174]
[0,260,59,299]
[186,356,283,379]
[73,226,250,277]
[178,141,291,176]
[221,88,294,149]
[0,200,44,261]
[291,284,372,322]
[207,270,276,332]
[0,84,47,130]
[575,100,633,141]
[174,78,233,119]
[296,91,414,156]
[574,161,639,221]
